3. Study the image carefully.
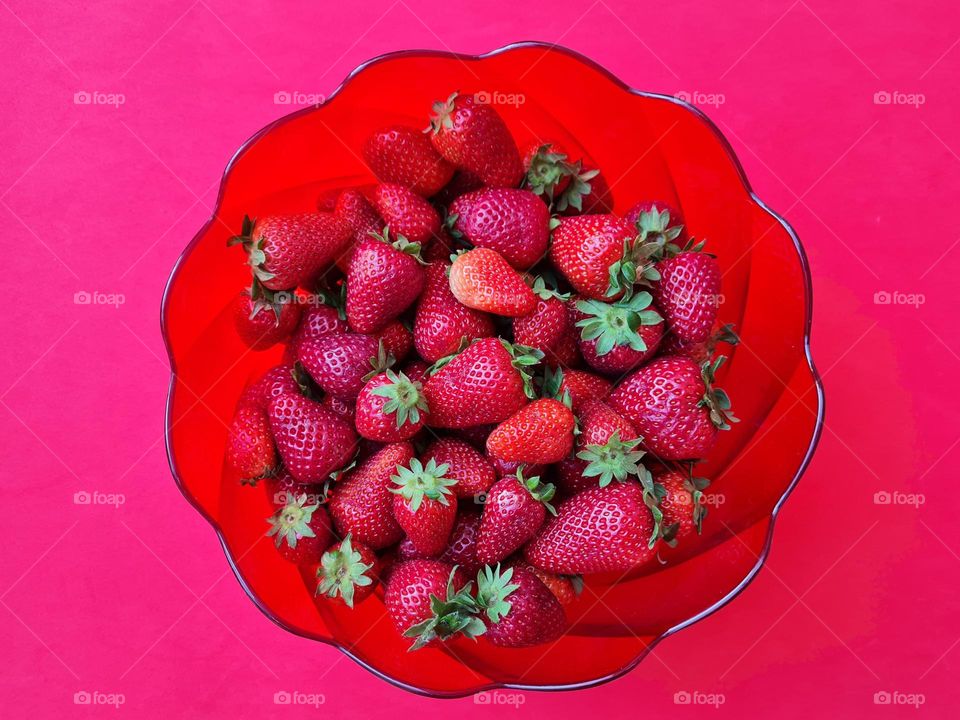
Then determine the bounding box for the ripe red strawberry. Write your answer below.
[363,125,454,197]
[422,437,496,499]
[431,169,485,208]
[268,392,356,484]
[659,322,739,364]
[513,279,570,354]
[240,364,302,412]
[413,262,494,363]
[401,359,430,384]
[322,393,355,422]
[449,248,536,317]
[288,299,349,359]
[490,457,545,481]
[540,367,611,412]
[439,509,483,575]
[486,398,575,464]
[448,188,550,270]
[571,294,664,375]
[297,333,389,401]
[651,242,722,343]
[657,467,710,544]
[523,141,611,214]
[226,404,277,481]
[376,319,413,363]
[373,183,440,245]
[608,356,738,460]
[475,564,566,647]
[524,481,656,574]
[355,369,428,441]
[232,288,302,350]
[334,189,382,271]
[390,458,458,556]
[345,228,426,333]
[422,338,538,428]
[315,533,379,607]
[265,494,334,563]
[328,442,412,549]
[543,323,582,369]
[476,469,556,564]
[426,92,523,188]
[229,213,353,291]
[384,560,481,649]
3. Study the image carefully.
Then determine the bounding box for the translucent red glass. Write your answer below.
[162,43,823,696]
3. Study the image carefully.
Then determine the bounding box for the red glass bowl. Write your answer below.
[162,42,823,697]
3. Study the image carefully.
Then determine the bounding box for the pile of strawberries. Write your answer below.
[226,91,739,650]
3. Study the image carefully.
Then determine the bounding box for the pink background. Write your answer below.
[1,0,956,716]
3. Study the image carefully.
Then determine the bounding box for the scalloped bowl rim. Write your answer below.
[160,41,825,698]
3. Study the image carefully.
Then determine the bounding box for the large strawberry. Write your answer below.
[355,369,428,442]
[229,213,353,291]
[448,248,536,317]
[345,228,425,333]
[524,481,656,574]
[608,356,737,460]
[539,366,611,412]
[265,493,334,563]
[363,125,455,197]
[232,287,302,350]
[651,241,722,343]
[413,262,494,362]
[486,398,575,464]
[512,278,571,355]
[422,437,496,499]
[328,442,412,549]
[226,403,277,481]
[572,293,664,375]
[448,188,550,270]
[476,469,556,564]
[268,392,356,484]
[315,533,379,608]
[475,564,566,647]
[422,338,539,428]
[297,333,390,401]
[390,458,458,556]
[426,92,523,188]
[373,183,440,245]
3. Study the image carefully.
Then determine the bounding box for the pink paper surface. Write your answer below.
[1,0,956,716]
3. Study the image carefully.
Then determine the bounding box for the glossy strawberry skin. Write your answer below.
[513,296,569,355]
[515,560,579,605]
[422,438,496,499]
[486,398,575,464]
[240,364,300,413]
[328,443,412,549]
[524,481,655,574]
[449,188,550,269]
[345,236,425,334]
[422,338,529,428]
[297,333,380,401]
[439,509,483,575]
[657,469,699,543]
[288,304,349,360]
[363,126,454,197]
[554,369,612,412]
[334,189,383,271]
[354,372,426,442]
[376,320,413,363]
[233,290,302,350]
[275,505,334,564]
[414,263,494,363]
[226,404,276,480]
[449,248,536,317]
[245,213,353,291]
[608,356,719,460]
[549,215,637,301]
[384,559,463,635]
[484,565,566,648]
[476,475,547,564]
[393,495,457,557]
[267,393,357,484]
[374,183,440,245]
[652,252,721,343]
[543,325,582,370]
[490,457,545,480]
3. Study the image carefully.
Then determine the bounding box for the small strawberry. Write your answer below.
[422,437,496,499]
[524,481,656,574]
[374,184,440,245]
[229,213,353,291]
[486,398,575,464]
[226,404,277,481]
[439,509,483,575]
[268,392,356,484]
[297,334,391,401]
[391,458,458,556]
[232,287,302,350]
[449,248,536,317]
[659,322,739,364]
[572,293,664,375]
[539,367,611,412]
[355,369,428,441]
[426,92,523,188]
[315,533,379,607]
[651,240,722,343]
[376,319,414,363]
[328,442,412,549]
[363,125,455,197]
[514,561,583,605]
[448,188,551,269]
[512,278,570,354]
[476,469,556,564]
[333,189,383,271]
[657,466,711,544]
[475,564,566,647]
[422,338,540,428]
[413,262,494,363]
[608,355,738,460]
[265,493,334,563]
[345,227,426,333]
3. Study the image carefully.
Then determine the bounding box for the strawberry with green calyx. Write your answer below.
[699,355,739,431]
[355,369,428,441]
[475,564,567,647]
[539,366,611,412]
[630,204,685,254]
[391,458,458,555]
[298,334,394,401]
[226,404,277,482]
[522,141,607,214]
[577,430,648,489]
[485,398,575,465]
[476,468,557,564]
[657,465,711,546]
[422,438,496,499]
[316,533,378,608]
[265,493,334,564]
[555,399,642,495]
[573,293,664,375]
[233,285,302,350]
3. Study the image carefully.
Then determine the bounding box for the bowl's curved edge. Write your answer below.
[160,40,825,698]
